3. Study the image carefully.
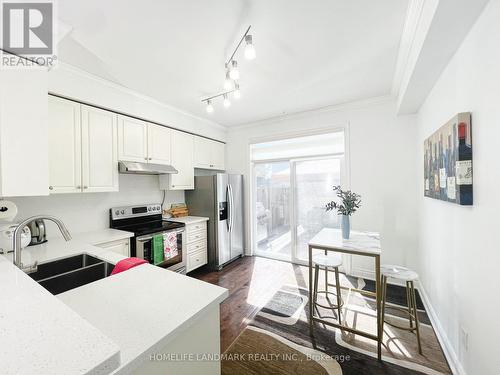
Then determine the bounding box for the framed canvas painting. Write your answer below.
[424,112,472,205]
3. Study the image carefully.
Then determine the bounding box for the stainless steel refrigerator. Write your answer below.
[185,174,244,270]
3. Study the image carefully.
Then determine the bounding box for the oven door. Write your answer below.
[135,229,186,273]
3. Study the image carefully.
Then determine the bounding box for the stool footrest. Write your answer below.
[313,290,344,310]
[384,318,418,332]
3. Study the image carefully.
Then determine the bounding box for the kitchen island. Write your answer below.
[0,230,228,375]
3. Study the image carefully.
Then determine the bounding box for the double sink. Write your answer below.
[29,254,114,295]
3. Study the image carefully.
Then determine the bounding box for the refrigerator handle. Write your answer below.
[229,184,235,233]
[226,185,231,231]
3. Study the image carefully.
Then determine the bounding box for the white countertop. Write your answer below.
[1,228,228,375]
[308,228,381,255]
[71,229,134,246]
[163,216,209,225]
[59,265,228,374]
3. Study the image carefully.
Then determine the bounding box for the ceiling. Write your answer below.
[56,0,409,127]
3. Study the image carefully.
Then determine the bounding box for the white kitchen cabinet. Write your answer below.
[160,130,194,190]
[185,220,208,273]
[0,69,49,197]
[212,141,225,170]
[48,96,82,194]
[81,106,119,193]
[95,238,130,257]
[118,116,148,163]
[48,97,118,194]
[147,124,171,165]
[193,136,225,170]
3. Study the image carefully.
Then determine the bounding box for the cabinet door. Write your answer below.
[118,116,148,162]
[81,106,119,193]
[48,96,82,194]
[147,124,171,165]
[193,136,212,168]
[169,130,194,189]
[212,141,225,170]
[0,69,49,196]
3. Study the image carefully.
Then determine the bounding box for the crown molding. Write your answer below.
[53,61,228,131]
[228,95,395,131]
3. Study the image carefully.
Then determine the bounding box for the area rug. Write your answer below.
[224,277,452,375]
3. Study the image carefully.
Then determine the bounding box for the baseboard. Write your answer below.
[417,282,466,375]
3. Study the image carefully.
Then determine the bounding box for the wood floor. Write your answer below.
[190,255,319,352]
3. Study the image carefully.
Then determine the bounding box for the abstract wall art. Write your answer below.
[424,112,472,205]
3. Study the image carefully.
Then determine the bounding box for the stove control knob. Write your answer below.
[115,210,120,215]
[157,206,161,211]
[148,207,151,212]
[120,210,125,214]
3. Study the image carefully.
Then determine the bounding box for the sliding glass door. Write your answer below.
[253,156,343,264]
[254,162,292,261]
[294,157,341,262]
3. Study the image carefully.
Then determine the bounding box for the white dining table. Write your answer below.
[308,228,383,360]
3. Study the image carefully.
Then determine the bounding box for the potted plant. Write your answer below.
[325,185,362,239]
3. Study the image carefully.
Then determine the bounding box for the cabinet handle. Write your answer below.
[48,186,53,190]
[144,157,148,160]
[76,185,81,189]
[83,186,88,189]
[149,157,152,160]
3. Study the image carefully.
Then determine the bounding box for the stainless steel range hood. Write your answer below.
[118,161,178,175]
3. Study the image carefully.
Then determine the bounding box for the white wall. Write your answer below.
[9,175,183,237]
[416,1,500,374]
[226,97,418,275]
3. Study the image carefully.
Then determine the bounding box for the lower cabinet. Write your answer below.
[95,238,130,257]
[185,221,208,273]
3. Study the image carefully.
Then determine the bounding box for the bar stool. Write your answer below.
[380,265,422,354]
[312,253,343,323]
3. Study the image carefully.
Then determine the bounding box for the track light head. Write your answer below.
[224,69,234,90]
[229,60,240,80]
[244,34,256,60]
[234,83,241,99]
[223,94,231,108]
[206,100,214,113]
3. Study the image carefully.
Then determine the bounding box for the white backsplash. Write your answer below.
[6,174,184,237]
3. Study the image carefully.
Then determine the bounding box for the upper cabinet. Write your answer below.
[147,124,171,165]
[118,117,172,166]
[81,106,119,193]
[48,96,82,194]
[48,97,118,194]
[0,69,49,197]
[118,116,148,163]
[160,130,194,190]
[193,136,225,170]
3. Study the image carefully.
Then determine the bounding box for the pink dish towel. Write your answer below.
[111,257,148,275]
[163,232,178,260]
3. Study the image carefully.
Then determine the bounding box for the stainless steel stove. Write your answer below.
[109,203,186,273]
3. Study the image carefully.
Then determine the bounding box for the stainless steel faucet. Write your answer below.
[13,215,72,273]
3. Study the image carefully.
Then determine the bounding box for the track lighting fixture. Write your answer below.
[229,60,240,80]
[244,35,256,60]
[202,25,255,112]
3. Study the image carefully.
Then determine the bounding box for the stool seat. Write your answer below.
[381,265,418,281]
[313,253,342,268]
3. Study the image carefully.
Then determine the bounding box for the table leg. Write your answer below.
[309,245,314,337]
[375,255,382,361]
